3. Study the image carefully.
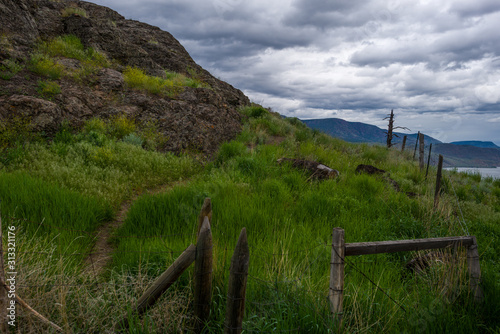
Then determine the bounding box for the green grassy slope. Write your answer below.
[0,106,499,333]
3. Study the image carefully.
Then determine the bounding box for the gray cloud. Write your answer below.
[88,0,500,144]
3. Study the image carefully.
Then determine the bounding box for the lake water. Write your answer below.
[444,167,500,179]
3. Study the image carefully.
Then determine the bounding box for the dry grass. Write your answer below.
[10,230,196,333]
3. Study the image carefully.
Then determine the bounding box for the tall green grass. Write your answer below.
[1,107,499,332]
[112,110,500,332]
[123,67,208,96]
[4,117,200,205]
[0,172,112,258]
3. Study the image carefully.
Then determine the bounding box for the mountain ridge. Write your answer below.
[303,117,500,167]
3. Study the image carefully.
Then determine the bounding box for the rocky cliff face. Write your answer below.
[0,0,250,154]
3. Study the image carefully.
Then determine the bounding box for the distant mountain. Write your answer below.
[432,143,500,168]
[302,117,441,146]
[302,117,500,167]
[450,141,500,149]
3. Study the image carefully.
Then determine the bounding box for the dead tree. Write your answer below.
[384,110,409,148]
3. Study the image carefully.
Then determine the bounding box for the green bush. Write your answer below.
[216,141,247,165]
[61,7,88,18]
[29,54,64,79]
[109,115,136,140]
[124,67,173,95]
[83,118,107,134]
[122,133,143,147]
[240,105,268,118]
[138,120,170,150]
[53,121,73,144]
[0,59,23,80]
[40,35,109,67]
[123,67,208,96]
[36,80,61,99]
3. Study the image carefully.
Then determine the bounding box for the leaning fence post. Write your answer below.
[467,236,484,303]
[401,135,407,152]
[434,154,444,209]
[194,217,213,332]
[329,228,345,327]
[197,198,212,238]
[224,228,249,334]
[119,244,196,329]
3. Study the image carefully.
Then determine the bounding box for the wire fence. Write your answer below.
[0,149,478,333]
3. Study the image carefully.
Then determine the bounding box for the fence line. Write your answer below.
[1,151,487,332]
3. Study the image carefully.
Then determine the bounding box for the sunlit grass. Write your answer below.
[0,108,499,332]
[123,67,208,96]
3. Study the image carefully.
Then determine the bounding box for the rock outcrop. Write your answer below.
[0,0,250,154]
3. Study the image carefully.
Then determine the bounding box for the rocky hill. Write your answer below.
[0,0,250,154]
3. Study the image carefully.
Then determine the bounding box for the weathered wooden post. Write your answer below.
[224,228,249,334]
[425,143,433,178]
[119,244,196,329]
[413,131,420,159]
[434,155,444,209]
[401,135,407,152]
[329,228,345,327]
[197,198,212,237]
[194,217,213,332]
[467,236,484,303]
[419,133,425,171]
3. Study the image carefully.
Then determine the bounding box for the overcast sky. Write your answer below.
[89,0,500,144]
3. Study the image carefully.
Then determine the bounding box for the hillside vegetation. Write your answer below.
[1,106,499,333]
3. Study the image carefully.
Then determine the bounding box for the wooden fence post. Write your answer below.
[401,135,407,152]
[425,143,433,178]
[194,217,213,332]
[467,236,484,303]
[434,154,444,209]
[419,133,425,171]
[329,228,345,327]
[119,244,196,329]
[197,198,212,238]
[224,228,249,334]
[413,131,420,159]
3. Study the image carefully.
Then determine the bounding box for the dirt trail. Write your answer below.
[85,182,183,275]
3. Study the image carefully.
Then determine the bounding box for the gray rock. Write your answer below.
[0,0,251,155]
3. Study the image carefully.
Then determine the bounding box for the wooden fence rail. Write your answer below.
[329,228,483,325]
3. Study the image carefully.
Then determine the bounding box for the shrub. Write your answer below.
[61,7,88,18]
[240,105,268,118]
[40,35,109,67]
[0,59,23,80]
[80,130,108,147]
[122,133,143,147]
[53,121,73,144]
[124,67,171,95]
[216,141,247,165]
[83,118,107,134]
[286,117,307,128]
[0,116,33,148]
[29,54,64,79]
[109,115,136,140]
[139,120,169,150]
[36,80,61,99]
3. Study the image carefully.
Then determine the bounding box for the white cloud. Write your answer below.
[88,0,500,144]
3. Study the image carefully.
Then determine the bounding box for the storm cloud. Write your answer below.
[89,0,500,144]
